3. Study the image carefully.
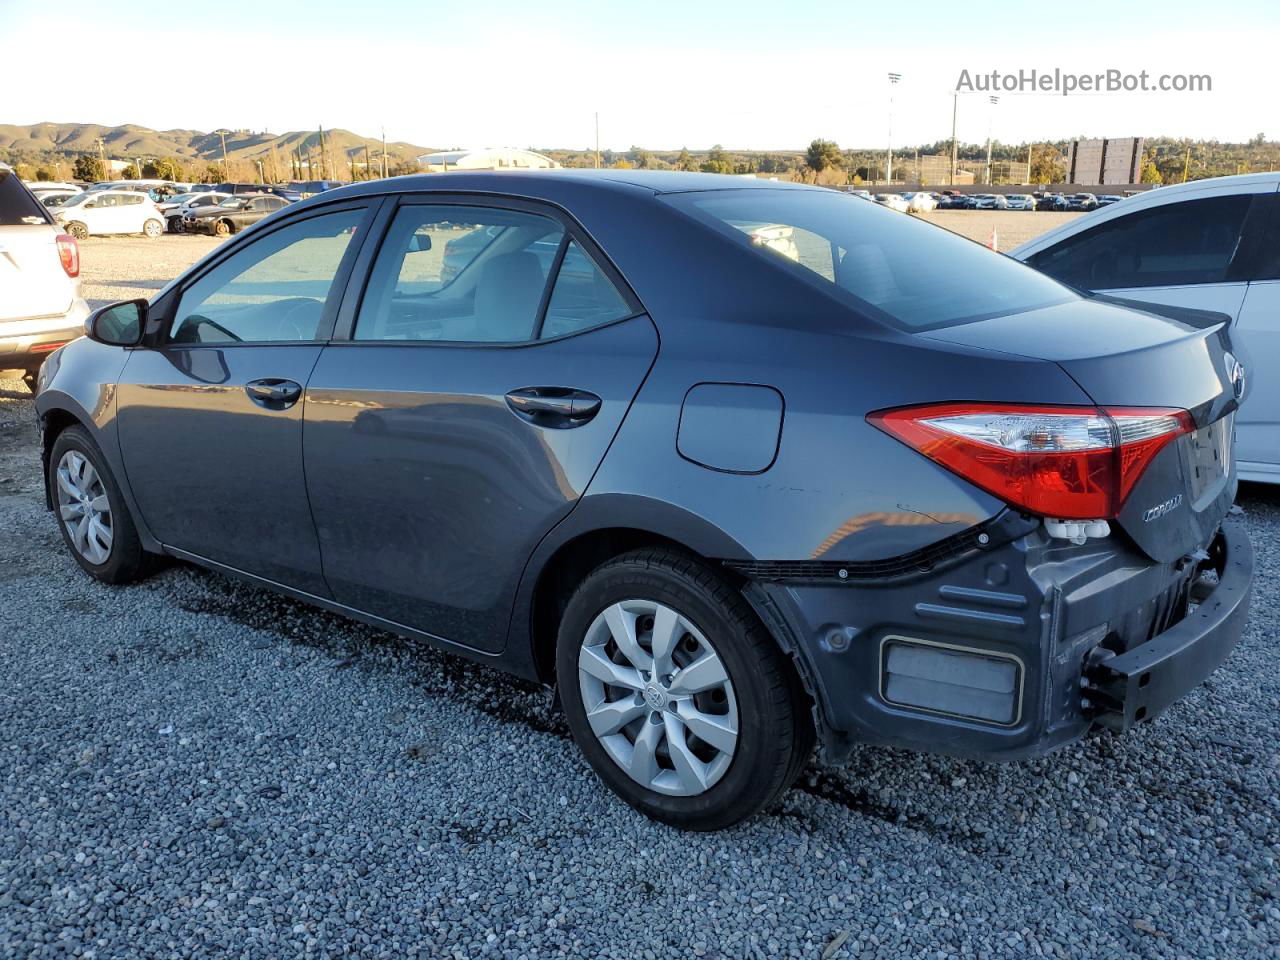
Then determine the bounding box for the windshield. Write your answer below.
[60,192,90,207]
[665,188,1076,331]
[219,198,242,207]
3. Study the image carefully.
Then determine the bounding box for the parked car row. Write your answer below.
[853,188,1138,213]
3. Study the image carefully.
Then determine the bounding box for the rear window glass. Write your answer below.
[665,188,1074,330]
[0,170,51,226]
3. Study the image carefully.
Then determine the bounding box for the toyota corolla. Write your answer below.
[34,171,1253,830]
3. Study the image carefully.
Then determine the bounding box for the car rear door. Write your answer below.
[0,170,73,323]
[116,201,374,593]
[303,196,657,652]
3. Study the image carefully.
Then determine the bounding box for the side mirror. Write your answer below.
[408,231,432,253]
[85,299,147,346]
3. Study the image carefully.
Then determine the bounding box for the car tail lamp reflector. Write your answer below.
[55,234,79,278]
[868,403,1193,520]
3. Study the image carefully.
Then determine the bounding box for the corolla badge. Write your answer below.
[1225,353,1246,401]
[1142,495,1183,523]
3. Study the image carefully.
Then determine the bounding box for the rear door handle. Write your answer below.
[246,378,303,409]
[505,387,601,427]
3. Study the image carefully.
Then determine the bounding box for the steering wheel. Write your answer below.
[272,298,324,340]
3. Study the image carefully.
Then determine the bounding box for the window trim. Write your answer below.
[1030,193,1257,291]
[329,192,646,348]
[147,199,377,349]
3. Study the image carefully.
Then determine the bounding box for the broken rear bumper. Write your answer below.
[742,512,1253,764]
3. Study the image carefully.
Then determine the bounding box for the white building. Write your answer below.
[416,148,560,172]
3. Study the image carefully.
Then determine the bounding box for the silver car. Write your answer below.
[0,163,89,390]
[1013,172,1279,484]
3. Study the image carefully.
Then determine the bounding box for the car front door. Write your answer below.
[1233,194,1280,479]
[87,193,123,234]
[303,198,657,651]
[116,202,372,593]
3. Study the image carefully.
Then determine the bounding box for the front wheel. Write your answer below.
[213,219,231,237]
[49,425,151,584]
[143,219,162,238]
[556,548,813,830]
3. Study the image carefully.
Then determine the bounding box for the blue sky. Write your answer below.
[3,0,1274,149]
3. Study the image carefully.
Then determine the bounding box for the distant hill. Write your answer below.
[0,121,435,170]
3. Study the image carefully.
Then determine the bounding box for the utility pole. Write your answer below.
[96,137,106,180]
[985,96,999,185]
[255,159,265,184]
[1182,145,1191,183]
[364,144,373,180]
[381,127,388,178]
[594,112,600,169]
[219,130,231,182]
[318,126,327,180]
[886,72,900,184]
[949,92,958,186]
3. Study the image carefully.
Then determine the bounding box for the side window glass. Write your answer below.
[539,241,633,338]
[171,208,363,344]
[1033,195,1252,290]
[355,206,563,343]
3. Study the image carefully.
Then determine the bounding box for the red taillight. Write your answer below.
[55,234,80,278]
[868,403,1193,520]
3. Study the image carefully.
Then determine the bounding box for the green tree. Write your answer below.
[34,166,54,181]
[675,147,696,172]
[804,139,842,181]
[120,163,140,179]
[1140,159,1163,184]
[699,144,734,175]
[72,155,103,181]
[142,157,181,181]
[629,145,651,169]
[1028,145,1064,185]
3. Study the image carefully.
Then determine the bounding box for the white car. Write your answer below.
[902,192,937,213]
[1013,171,1279,483]
[51,190,165,239]
[0,163,88,390]
[37,190,83,209]
[1004,194,1036,211]
[874,193,909,213]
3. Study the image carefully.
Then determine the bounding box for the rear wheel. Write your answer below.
[143,218,162,239]
[65,221,88,240]
[49,426,150,584]
[556,548,812,830]
[213,219,231,237]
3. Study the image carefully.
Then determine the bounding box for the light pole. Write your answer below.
[985,95,999,185]
[886,72,901,185]
[949,92,958,186]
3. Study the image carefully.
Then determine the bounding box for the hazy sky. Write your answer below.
[2,0,1274,150]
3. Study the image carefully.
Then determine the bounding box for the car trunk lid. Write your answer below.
[921,298,1242,561]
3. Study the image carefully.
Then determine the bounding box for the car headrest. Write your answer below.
[474,251,545,341]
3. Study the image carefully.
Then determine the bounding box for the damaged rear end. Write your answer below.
[754,298,1253,763]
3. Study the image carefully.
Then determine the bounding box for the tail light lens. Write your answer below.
[869,403,1193,520]
[55,234,80,278]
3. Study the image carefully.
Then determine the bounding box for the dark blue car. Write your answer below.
[34,171,1252,829]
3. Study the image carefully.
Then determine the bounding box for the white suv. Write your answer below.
[52,190,165,239]
[0,164,87,389]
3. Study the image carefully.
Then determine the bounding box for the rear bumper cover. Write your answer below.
[0,301,88,369]
[745,513,1253,764]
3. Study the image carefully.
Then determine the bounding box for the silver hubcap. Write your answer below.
[578,599,739,797]
[56,450,113,565]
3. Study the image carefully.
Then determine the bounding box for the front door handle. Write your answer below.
[505,387,601,427]
[246,378,303,409]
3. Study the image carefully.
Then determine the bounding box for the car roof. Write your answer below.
[307,169,816,206]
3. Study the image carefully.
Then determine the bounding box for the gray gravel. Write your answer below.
[2,300,1279,955]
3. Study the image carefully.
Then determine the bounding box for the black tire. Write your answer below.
[213,219,231,237]
[48,425,150,584]
[556,548,813,830]
[22,370,39,394]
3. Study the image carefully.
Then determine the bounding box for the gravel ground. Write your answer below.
[2,214,1278,959]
